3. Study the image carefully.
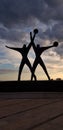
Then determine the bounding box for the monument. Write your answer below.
[5,29,58,81]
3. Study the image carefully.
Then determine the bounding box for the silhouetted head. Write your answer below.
[53,41,58,47]
[33,29,38,34]
[37,44,40,48]
[23,44,26,48]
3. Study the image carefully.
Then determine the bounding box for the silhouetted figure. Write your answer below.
[5,38,36,81]
[30,29,58,80]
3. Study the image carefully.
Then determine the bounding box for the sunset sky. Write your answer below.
[0,0,63,81]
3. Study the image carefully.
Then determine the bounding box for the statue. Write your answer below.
[6,28,58,81]
[30,29,58,80]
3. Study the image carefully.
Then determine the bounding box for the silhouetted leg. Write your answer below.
[26,59,37,81]
[18,60,25,81]
[31,59,38,81]
[40,59,50,80]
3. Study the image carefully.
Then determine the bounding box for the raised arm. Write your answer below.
[30,32,36,52]
[5,45,22,53]
[27,31,36,51]
[27,42,32,51]
[32,41,36,52]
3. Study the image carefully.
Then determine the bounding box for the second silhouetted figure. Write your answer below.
[30,29,58,80]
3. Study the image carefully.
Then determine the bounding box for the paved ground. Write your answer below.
[0,92,63,130]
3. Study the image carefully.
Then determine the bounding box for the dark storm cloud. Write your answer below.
[35,21,63,43]
[42,22,63,41]
[0,0,63,49]
[0,24,24,42]
[51,23,63,41]
[0,0,63,26]
[0,0,45,26]
[0,0,48,41]
[0,0,63,28]
[45,0,63,21]
[45,0,63,7]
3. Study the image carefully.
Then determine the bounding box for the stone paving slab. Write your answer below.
[0,93,63,130]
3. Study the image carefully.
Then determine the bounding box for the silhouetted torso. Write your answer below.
[33,44,47,59]
[19,47,29,59]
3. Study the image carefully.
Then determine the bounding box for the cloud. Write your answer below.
[45,0,63,7]
[0,0,43,26]
[0,69,16,74]
[0,0,63,42]
[0,0,63,26]
[0,23,29,42]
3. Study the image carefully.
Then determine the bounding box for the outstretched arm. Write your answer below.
[41,42,58,52]
[5,45,22,53]
[41,45,54,51]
